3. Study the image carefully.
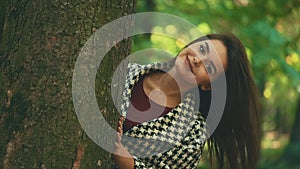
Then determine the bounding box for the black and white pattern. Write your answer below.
[119,62,208,169]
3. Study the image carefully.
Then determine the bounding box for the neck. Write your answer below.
[143,67,199,108]
[148,67,198,97]
[167,67,198,93]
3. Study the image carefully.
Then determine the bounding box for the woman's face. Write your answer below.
[175,39,228,86]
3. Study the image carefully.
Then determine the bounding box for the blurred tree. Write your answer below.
[134,0,300,167]
[283,95,300,164]
[136,0,300,132]
[0,0,136,168]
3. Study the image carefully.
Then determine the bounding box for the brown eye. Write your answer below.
[199,45,206,55]
[206,65,212,74]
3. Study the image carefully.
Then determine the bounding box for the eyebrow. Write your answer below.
[205,42,210,53]
[209,60,217,73]
[205,42,217,73]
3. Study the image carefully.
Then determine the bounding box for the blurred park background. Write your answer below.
[0,0,299,168]
[132,0,300,169]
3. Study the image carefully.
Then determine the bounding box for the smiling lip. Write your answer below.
[185,55,194,73]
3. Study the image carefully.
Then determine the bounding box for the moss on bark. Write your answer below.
[0,0,136,168]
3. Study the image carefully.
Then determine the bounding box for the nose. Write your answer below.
[193,55,210,65]
[192,55,208,66]
[192,56,200,65]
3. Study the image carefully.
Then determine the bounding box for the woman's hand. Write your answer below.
[113,116,134,169]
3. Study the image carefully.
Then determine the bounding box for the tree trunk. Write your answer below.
[0,0,136,168]
[290,96,300,143]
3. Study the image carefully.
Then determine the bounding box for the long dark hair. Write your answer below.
[188,33,262,169]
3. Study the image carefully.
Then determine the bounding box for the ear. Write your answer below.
[201,84,211,91]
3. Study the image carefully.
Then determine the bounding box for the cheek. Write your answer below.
[194,70,211,85]
[175,57,191,75]
[196,76,209,85]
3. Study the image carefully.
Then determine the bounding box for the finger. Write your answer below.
[119,116,125,122]
[118,121,122,129]
[117,127,123,135]
[116,132,122,143]
[117,118,124,130]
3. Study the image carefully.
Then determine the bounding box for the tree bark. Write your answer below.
[0,0,136,168]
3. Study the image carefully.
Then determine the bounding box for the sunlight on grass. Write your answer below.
[262,131,289,149]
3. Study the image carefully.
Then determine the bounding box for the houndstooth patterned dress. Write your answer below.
[119,62,208,169]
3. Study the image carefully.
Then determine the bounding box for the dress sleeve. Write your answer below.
[134,157,175,169]
[133,157,153,169]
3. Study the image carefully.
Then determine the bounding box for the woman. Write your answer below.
[113,33,261,169]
